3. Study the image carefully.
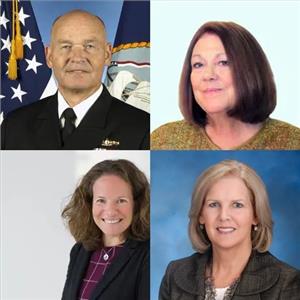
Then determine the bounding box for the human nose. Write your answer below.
[105,202,118,215]
[219,206,231,221]
[69,45,87,62]
[202,64,217,81]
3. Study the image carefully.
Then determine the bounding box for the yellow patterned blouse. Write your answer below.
[151,119,300,150]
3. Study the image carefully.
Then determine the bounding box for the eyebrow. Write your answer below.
[191,53,227,59]
[206,198,245,202]
[57,39,72,44]
[94,195,130,199]
[84,39,98,43]
[57,38,99,44]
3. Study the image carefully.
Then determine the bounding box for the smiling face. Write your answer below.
[92,174,134,246]
[199,176,257,252]
[46,11,111,100]
[190,33,236,118]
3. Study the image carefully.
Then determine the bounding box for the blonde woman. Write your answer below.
[159,160,300,300]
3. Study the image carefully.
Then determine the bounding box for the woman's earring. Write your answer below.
[254,225,258,231]
[199,224,204,230]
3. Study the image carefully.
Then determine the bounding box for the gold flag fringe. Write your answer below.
[8,0,24,80]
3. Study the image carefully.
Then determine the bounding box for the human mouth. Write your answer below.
[203,88,222,94]
[102,219,122,224]
[216,227,236,234]
[66,69,88,73]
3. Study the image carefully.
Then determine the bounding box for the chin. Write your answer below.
[65,84,92,93]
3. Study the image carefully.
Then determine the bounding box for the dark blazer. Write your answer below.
[159,250,300,300]
[62,239,149,300]
[1,86,149,150]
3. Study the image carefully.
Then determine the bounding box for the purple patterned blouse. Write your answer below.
[78,244,124,300]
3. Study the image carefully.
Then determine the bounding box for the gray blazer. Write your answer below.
[159,250,300,300]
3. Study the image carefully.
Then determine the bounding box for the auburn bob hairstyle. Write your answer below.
[180,21,276,126]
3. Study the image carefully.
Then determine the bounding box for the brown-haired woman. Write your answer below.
[151,21,300,150]
[61,159,149,300]
[159,160,300,299]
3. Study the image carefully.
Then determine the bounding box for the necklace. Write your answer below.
[204,259,240,300]
[102,247,114,261]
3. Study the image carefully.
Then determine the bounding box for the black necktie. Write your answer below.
[61,108,76,145]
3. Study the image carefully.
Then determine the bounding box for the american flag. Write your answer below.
[0,0,52,122]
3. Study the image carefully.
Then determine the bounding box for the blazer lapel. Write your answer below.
[234,251,280,297]
[62,87,116,150]
[173,252,208,298]
[90,240,138,300]
[34,94,62,149]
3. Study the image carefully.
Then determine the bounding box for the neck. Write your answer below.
[207,114,248,133]
[210,244,252,287]
[59,85,100,107]
[205,115,262,149]
[103,235,126,247]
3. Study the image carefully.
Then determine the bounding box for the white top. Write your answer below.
[215,287,229,300]
[58,84,103,127]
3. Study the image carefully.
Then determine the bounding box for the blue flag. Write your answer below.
[1,0,52,121]
[106,0,150,113]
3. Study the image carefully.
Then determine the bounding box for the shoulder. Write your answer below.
[266,118,300,133]
[4,94,56,121]
[126,239,149,256]
[160,253,206,297]
[247,251,299,275]
[263,252,300,297]
[239,251,300,296]
[69,242,85,259]
[164,252,205,279]
[152,120,193,134]
[255,251,299,271]
[109,94,149,120]
[151,120,202,149]
[166,252,200,268]
[256,118,300,149]
[268,253,300,286]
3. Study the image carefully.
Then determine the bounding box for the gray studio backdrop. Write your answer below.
[151,151,300,300]
[2,151,150,300]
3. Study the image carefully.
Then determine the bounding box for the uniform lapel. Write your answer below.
[62,87,115,150]
[34,94,62,149]
[90,240,138,300]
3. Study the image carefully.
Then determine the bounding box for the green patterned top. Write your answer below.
[151,119,300,150]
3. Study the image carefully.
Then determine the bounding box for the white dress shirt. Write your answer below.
[58,85,103,127]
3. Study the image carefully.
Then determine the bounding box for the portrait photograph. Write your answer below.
[151,150,300,299]
[1,0,150,150]
[151,1,300,150]
[2,150,150,299]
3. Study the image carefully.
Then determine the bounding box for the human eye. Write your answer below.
[233,201,244,208]
[208,201,219,208]
[117,198,128,204]
[61,44,71,50]
[192,62,203,69]
[218,59,230,66]
[95,197,105,204]
[84,43,97,51]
